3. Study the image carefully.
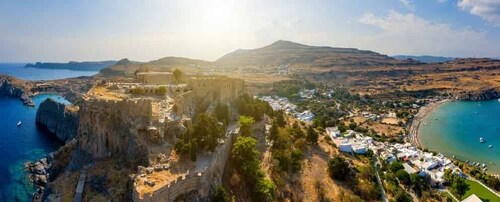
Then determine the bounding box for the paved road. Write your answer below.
[373,158,388,202]
[73,169,87,202]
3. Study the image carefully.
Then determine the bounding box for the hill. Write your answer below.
[392,55,456,63]
[98,57,211,77]
[216,40,408,68]
[25,61,116,71]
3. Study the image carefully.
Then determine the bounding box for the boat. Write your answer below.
[498,98,500,102]
[489,145,493,148]
[17,121,22,126]
[480,137,484,143]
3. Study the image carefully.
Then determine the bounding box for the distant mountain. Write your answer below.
[0,63,26,68]
[216,40,407,68]
[392,55,456,63]
[98,57,211,77]
[25,61,117,71]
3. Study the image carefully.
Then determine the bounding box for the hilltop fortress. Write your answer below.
[44,71,247,201]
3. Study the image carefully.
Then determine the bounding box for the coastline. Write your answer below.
[408,99,450,149]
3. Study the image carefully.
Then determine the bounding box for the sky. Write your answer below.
[0,0,499,62]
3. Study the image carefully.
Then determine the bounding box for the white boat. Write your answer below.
[480,137,484,143]
[489,145,493,148]
[17,121,22,126]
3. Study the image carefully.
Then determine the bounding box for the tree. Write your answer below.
[155,86,167,95]
[269,121,279,142]
[232,136,262,181]
[449,175,469,199]
[212,185,229,202]
[239,116,255,137]
[173,68,183,82]
[255,178,276,201]
[275,110,286,127]
[389,162,404,173]
[131,87,145,95]
[396,169,411,186]
[394,190,412,202]
[410,173,424,194]
[306,126,318,144]
[327,157,351,181]
[193,113,225,151]
[214,102,230,124]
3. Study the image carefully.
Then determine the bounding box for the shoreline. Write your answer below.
[408,99,450,149]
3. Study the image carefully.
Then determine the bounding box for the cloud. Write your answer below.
[358,10,497,57]
[458,0,500,26]
[399,0,415,11]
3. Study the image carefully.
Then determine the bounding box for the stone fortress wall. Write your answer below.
[133,127,238,202]
[83,98,153,120]
[188,76,246,103]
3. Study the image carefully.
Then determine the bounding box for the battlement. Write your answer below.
[133,125,238,201]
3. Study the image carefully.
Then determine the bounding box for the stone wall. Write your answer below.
[188,76,246,103]
[133,129,237,201]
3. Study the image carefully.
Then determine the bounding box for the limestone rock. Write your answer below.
[36,98,79,143]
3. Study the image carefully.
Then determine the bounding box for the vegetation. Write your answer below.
[462,179,500,201]
[234,94,272,121]
[327,157,352,181]
[271,80,315,99]
[155,86,167,95]
[175,113,225,161]
[214,102,230,125]
[306,125,318,144]
[131,87,145,95]
[231,136,276,201]
[239,116,255,137]
[173,68,183,82]
[212,185,229,202]
[444,170,469,199]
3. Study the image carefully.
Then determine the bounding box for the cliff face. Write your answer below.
[458,87,500,101]
[0,74,35,106]
[36,98,79,143]
[72,99,152,167]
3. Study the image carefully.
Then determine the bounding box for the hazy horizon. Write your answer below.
[1,0,499,63]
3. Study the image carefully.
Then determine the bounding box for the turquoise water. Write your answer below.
[0,66,90,201]
[0,94,68,201]
[419,100,500,174]
[0,65,97,81]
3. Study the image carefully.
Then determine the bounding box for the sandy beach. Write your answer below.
[408,99,450,148]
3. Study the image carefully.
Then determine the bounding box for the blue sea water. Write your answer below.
[0,64,97,80]
[419,100,500,174]
[0,67,92,201]
[0,94,68,201]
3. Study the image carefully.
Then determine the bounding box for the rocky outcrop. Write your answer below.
[25,158,51,201]
[72,99,152,167]
[458,87,500,101]
[0,74,35,106]
[36,98,79,143]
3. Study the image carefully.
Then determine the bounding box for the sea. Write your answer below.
[419,99,500,175]
[0,65,97,201]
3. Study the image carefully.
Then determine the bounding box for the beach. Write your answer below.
[408,99,450,148]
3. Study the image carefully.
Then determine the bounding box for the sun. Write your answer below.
[199,0,239,29]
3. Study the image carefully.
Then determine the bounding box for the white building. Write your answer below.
[326,127,341,138]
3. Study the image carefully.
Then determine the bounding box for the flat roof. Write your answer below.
[461,194,483,202]
[403,163,418,174]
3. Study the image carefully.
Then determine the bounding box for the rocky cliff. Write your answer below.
[458,87,500,101]
[71,99,152,167]
[36,98,79,143]
[0,74,35,106]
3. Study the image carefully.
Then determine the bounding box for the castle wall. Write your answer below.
[133,130,236,201]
